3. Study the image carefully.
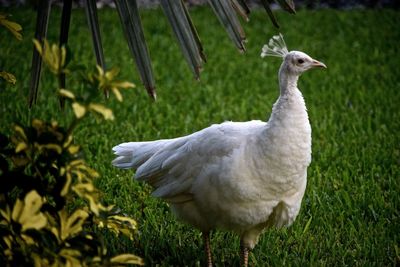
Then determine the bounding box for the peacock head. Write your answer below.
[261,34,326,76]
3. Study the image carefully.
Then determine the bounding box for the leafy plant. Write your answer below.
[0,39,142,266]
[0,13,22,85]
[28,0,296,105]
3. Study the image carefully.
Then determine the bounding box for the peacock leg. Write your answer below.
[203,231,213,267]
[240,238,249,267]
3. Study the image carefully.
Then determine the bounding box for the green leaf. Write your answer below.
[115,0,156,99]
[303,216,313,234]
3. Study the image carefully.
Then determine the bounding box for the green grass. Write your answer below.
[1,6,399,266]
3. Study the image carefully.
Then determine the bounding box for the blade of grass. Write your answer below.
[59,0,72,107]
[160,0,204,79]
[207,0,246,52]
[114,0,156,99]
[28,0,51,108]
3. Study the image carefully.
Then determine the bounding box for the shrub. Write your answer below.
[0,30,142,265]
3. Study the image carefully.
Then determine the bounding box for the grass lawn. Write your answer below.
[1,6,399,266]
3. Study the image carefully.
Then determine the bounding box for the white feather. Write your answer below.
[261,33,289,58]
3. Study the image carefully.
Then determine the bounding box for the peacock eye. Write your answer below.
[297,59,304,64]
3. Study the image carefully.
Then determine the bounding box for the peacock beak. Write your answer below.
[311,59,327,68]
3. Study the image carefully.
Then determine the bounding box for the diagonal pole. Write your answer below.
[59,0,72,107]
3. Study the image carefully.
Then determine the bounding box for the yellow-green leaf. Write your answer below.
[73,182,95,193]
[110,254,144,265]
[32,119,44,129]
[59,249,82,267]
[34,39,69,75]
[68,145,80,155]
[114,81,135,89]
[0,16,22,40]
[41,144,62,154]
[59,89,75,99]
[96,65,104,76]
[21,234,35,245]
[14,125,27,141]
[15,142,27,153]
[3,235,13,249]
[105,67,119,80]
[59,209,89,241]
[59,248,81,258]
[72,102,86,119]
[12,190,47,231]
[87,194,100,216]
[79,165,99,178]
[33,39,43,55]
[69,159,85,167]
[61,46,67,68]
[119,228,134,240]
[61,173,72,197]
[0,71,16,84]
[63,134,73,148]
[112,88,123,102]
[0,205,11,222]
[89,103,114,120]
[11,199,23,222]
[51,43,60,72]
[109,215,137,228]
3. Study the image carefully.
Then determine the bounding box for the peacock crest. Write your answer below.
[261,33,289,58]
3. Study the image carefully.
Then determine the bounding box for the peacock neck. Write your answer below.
[278,64,299,96]
[265,64,309,127]
[256,63,311,173]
